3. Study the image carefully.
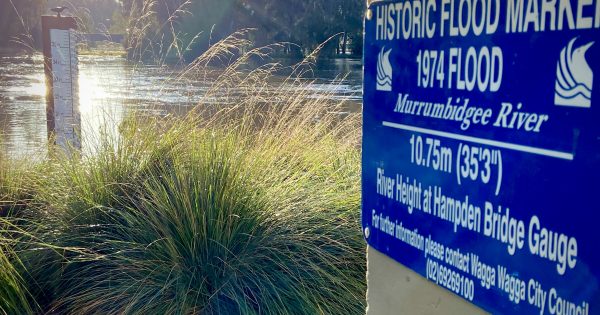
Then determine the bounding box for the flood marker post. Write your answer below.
[42,10,81,153]
[362,0,599,314]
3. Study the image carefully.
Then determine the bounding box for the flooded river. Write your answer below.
[0,54,362,158]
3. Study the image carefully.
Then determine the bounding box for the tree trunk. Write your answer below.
[342,32,348,55]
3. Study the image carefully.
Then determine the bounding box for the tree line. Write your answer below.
[121,0,365,60]
[0,0,121,50]
[0,0,45,50]
[0,0,365,59]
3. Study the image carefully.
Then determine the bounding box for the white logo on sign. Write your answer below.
[555,37,594,108]
[377,47,392,91]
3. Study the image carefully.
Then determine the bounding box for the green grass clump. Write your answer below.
[2,31,365,314]
[12,121,364,315]
[0,146,40,314]
[23,115,364,314]
[0,225,36,315]
[13,34,366,314]
[0,151,37,218]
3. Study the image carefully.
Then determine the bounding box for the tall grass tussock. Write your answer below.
[0,222,37,314]
[0,149,39,313]
[0,29,365,314]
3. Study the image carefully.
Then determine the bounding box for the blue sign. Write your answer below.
[362,1,600,314]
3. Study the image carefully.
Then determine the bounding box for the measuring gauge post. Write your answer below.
[42,13,81,154]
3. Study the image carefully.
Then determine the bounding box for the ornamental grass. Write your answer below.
[1,31,365,314]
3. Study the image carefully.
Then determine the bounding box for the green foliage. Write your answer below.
[0,0,45,50]
[3,34,365,313]
[0,149,38,313]
[0,0,364,57]
[109,10,129,34]
[0,0,124,50]
[0,238,35,315]
[27,118,363,313]
[117,0,365,60]
[47,0,122,33]
[0,149,37,218]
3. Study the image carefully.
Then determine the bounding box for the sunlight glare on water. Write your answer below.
[77,57,124,156]
[0,54,362,158]
[0,54,47,158]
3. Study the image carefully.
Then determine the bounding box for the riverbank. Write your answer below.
[77,48,127,57]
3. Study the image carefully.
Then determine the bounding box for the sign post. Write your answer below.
[42,12,81,152]
[362,0,599,314]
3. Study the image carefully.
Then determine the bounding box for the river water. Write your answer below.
[0,54,362,158]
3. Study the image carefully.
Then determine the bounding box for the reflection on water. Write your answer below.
[0,54,362,158]
[0,54,47,158]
